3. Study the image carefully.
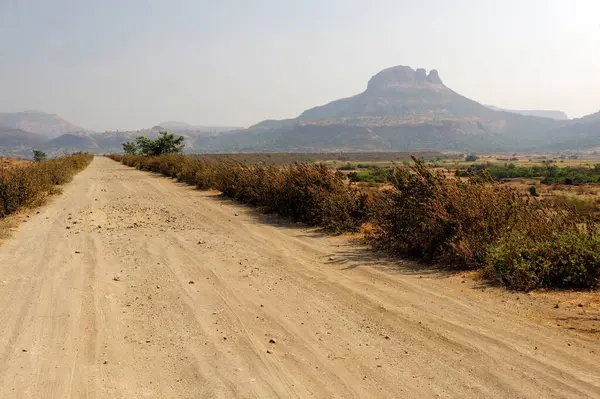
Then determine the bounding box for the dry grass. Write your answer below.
[0,154,93,219]
[0,215,18,241]
[0,157,32,169]
[191,151,442,166]
[497,180,600,218]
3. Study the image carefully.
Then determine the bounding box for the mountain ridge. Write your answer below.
[486,106,569,120]
[195,66,566,152]
[0,110,85,138]
[0,125,46,150]
[2,66,600,154]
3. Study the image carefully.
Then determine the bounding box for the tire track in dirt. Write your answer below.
[0,156,598,398]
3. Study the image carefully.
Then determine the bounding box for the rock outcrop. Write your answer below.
[427,69,442,84]
[366,66,444,91]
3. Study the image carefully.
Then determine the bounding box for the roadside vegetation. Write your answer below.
[33,150,47,162]
[346,167,394,184]
[456,162,600,185]
[113,153,368,233]
[110,141,600,292]
[123,131,185,156]
[369,160,598,291]
[0,153,93,219]
[192,152,442,166]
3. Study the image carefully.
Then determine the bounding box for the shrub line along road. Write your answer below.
[0,157,598,398]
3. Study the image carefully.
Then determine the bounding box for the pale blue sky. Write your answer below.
[1,0,599,131]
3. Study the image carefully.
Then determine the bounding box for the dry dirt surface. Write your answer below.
[0,156,599,398]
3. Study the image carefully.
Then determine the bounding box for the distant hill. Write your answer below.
[39,125,206,154]
[537,111,600,151]
[486,106,569,120]
[293,66,506,124]
[159,121,241,134]
[0,111,85,138]
[195,66,563,152]
[44,133,99,151]
[1,74,598,154]
[0,126,46,154]
[579,110,600,123]
[0,119,204,155]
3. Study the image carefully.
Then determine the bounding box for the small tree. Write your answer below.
[135,136,155,156]
[152,131,185,155]
[529,185,539,197]
[122,141,137,155]
[33,150,47,162]
[465,153,478,162]
[129,132,185,156]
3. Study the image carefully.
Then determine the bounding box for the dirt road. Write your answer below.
[0,157,598,398]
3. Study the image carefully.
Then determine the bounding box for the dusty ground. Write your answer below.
[0,157,599,398]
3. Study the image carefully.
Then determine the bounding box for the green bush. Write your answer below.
[529,185,539,197]
[456,162,600,185]
[347,167,394,183]
[33,150,47,162]
[337,163,356,171]
[122,131,185,156]
[485,231,600,290]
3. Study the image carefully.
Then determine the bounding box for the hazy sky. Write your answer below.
[1,0,599,131]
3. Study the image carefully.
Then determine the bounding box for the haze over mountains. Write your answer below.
[0,115,240,156]
[159,122,243,134]
[194,66,599,153]
[1,66,599,156]
[485,106,569,121]
[0,110,85,138]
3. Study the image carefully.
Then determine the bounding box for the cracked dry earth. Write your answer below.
[0,156,599,398]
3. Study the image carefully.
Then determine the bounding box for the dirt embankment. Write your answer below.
[0,157,598,398]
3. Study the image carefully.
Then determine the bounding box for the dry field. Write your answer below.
[0,156,31,169]
[193,151,443,166]
[331,153,600,217]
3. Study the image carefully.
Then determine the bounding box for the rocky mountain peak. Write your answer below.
[366,66,444,91]
[427,69,442,84]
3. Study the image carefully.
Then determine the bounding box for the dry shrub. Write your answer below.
[176,157,216,189]
[0,166,50,215]
[212,161,370,232]
[368,157,600,290]
[482,198,599,290]
[108,154,368,233]
[0,153,93,218]
[548,194,598,216]
[269,163,369,232]
[212,161,282,207]
[368,157,532,267]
